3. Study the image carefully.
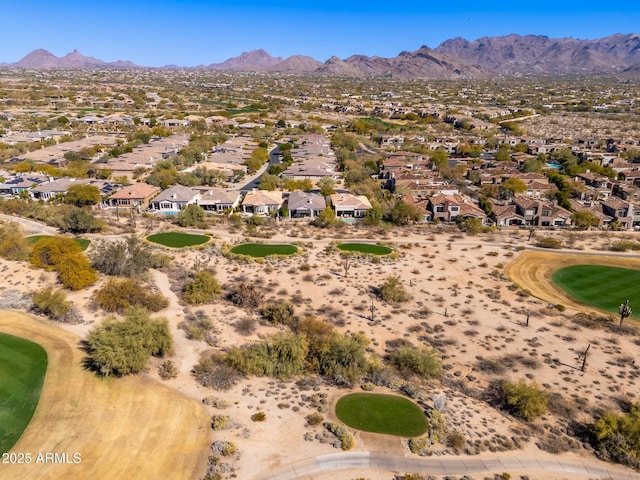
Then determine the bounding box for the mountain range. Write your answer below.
[5,33,640,78]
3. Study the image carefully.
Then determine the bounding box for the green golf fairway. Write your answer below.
[335,393,428,437]
[0,332,48,454]
[552,265,640,318]
[230,243,297,257]
[337,243,392,255]
[146,232,210,248]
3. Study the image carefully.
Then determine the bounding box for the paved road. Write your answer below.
[253,452,640,480]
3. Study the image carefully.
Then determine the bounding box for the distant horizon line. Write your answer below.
[3,31,639,68]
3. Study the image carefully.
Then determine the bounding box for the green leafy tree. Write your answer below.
[362,204,383,226]
[61,208,104,233]
[317,177,336,197]
[571,210,600,229]
[387,200,421,225]
[86,307,173,376]
[313,206,336,228]
[502,178,527,198]
[500,380,548,421]
[176,204,206,228]
[64,184,101,206]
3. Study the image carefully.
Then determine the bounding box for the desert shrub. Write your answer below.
[536,237,562,249]
[202,396,230,409]
[312,332,370,383]
[227,282,263,309]
[61,207,104,233]
[91,236,154,277]
[181,311,215,342]
[183,270,221,305]
[324,422,354,450]
[85,306,173,376]
[251,411,267,422]
[226,333,308,379]
[446,431,466,451]
[0,221,29,260]
[158,359,178,380]
[261,301,295,326]
[306,412,324,426]
[500,380,548,421]
[211,440,237,457]
[234,317,257,335]
[31,288,73,321]
[211,415,230,430]
[609,240,640,252]
[379,275,409,303]
[95,278,168,313]
[593,402,640,468]
[193,355,243,390]
[388,346,442,378]
[408,437,428,454]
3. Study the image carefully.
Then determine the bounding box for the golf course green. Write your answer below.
[146,232,210,248]
[552,265,640,318]
[335,393,428,437]
[0,332,48,454]
[230,243,297,257]
[337,243,392,255]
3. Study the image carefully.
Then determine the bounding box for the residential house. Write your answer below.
[107,183,160,209]
[287,191,326,218]
[491,204,526,227]
[241,190,284,215]
[602,198,638,229]
[198,190,242,213]
[0,174,49,196]
[428,194,487,223]
[329,193,372,218]
[148,185,200,213]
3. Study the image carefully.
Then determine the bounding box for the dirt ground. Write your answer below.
[3,222,640,480]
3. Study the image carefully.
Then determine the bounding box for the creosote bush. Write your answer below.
[95,278,169,313]
[251,411,267,422]
[379,275,410,303]
[31,288,73,321]
[86,306,173,376]
[183,270,221,305]
[500,380,548,421]
[324,422,354,450]
[388,346,442,378]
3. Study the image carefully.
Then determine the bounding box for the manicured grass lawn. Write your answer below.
[27,235,91,251]
[337,243,392,255]
[552,265,640,318]
[230,243,297,257]
[146,232,210,248]
[335,393,428,437]
[0,333,48,454]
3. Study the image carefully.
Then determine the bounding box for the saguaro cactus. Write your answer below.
[619,300,632,327]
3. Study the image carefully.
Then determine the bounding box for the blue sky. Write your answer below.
[3,0,640,66]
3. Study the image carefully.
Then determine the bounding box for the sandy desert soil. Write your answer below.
[2,222,640,480]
